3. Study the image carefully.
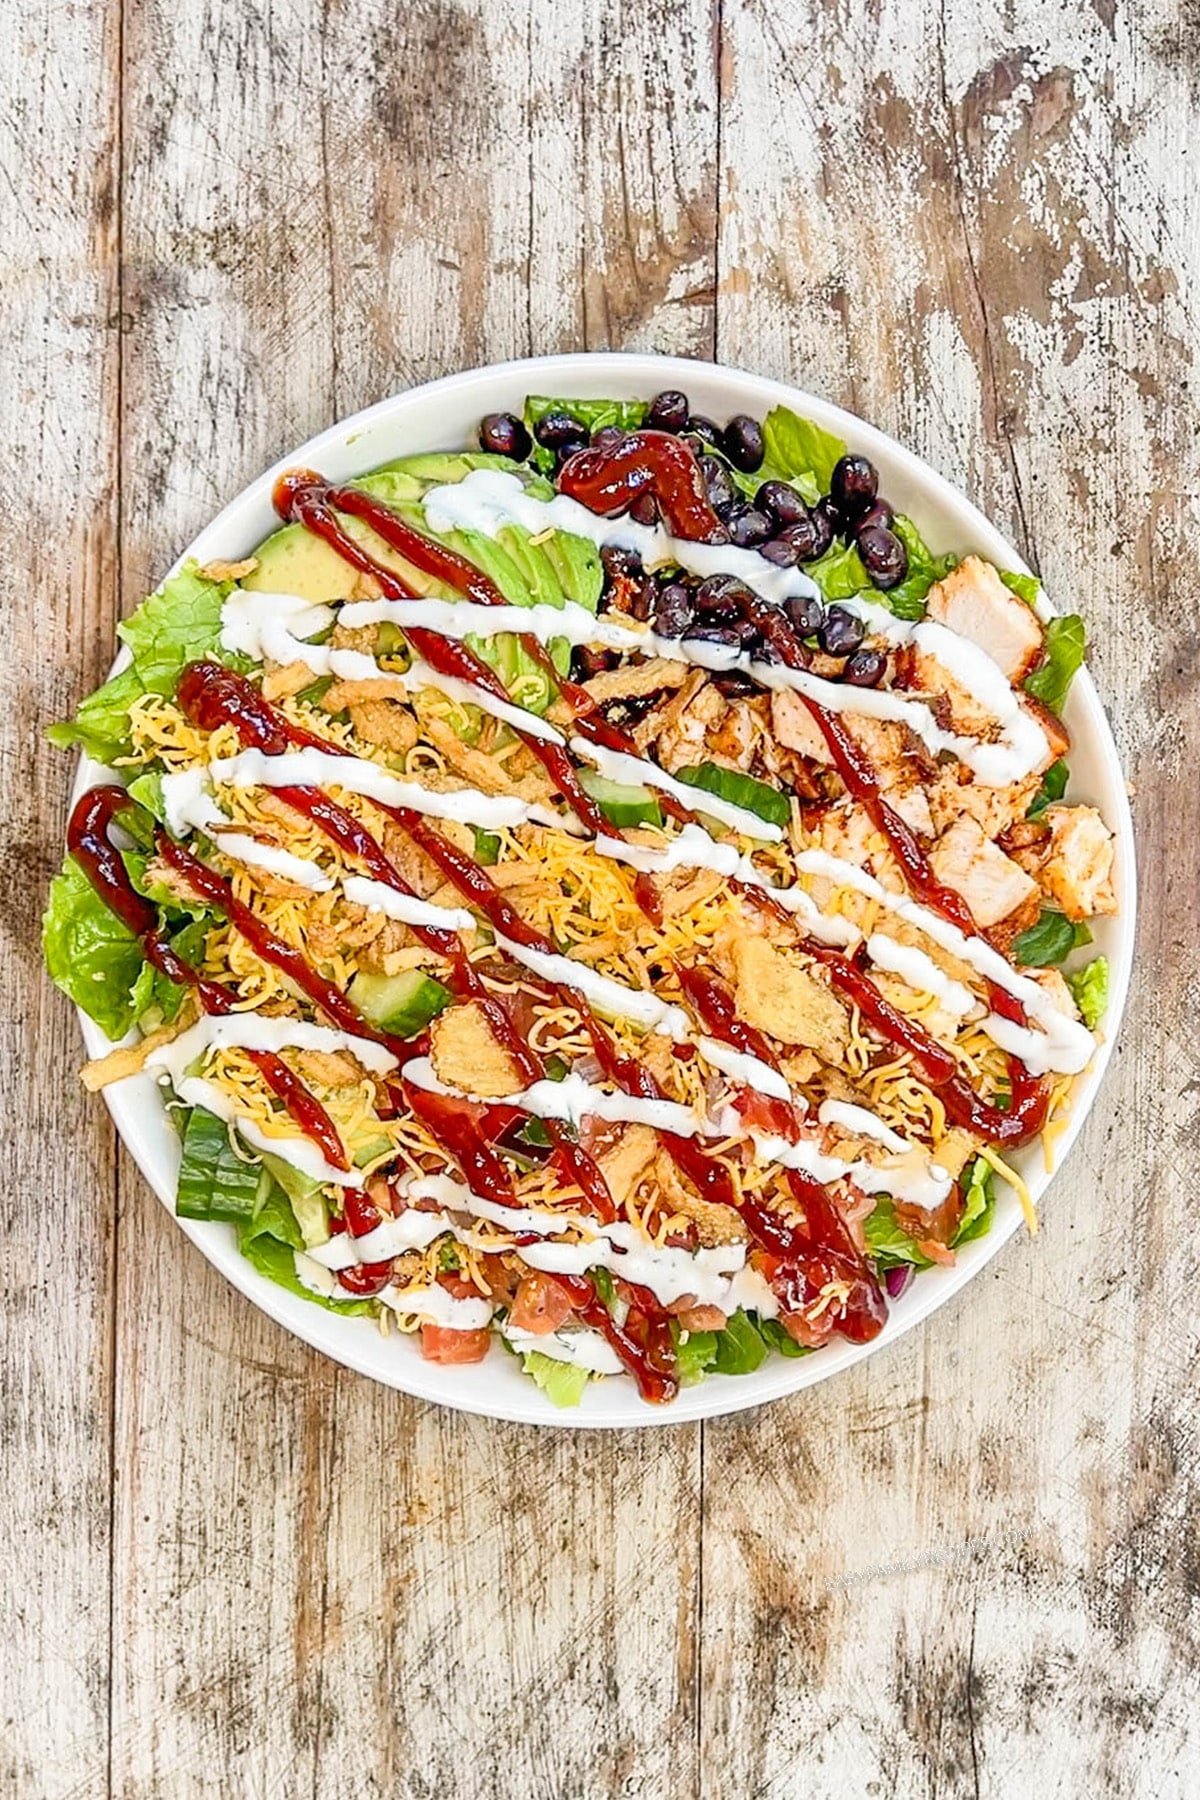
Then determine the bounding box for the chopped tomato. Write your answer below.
[676,1305,727,1333]
[420,1324,491,1364]
[732,1089,799,1140]
[437,1272,480,1301]
[509,1271,577,1336]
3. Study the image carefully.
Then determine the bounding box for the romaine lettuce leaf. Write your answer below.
[523,395,647,474]
[48,562,242,763]
[1026,758,1069,820]
[1000,569,1041,606]
[881,518,958,621]
[521,1350,590,1408]
[1024,614,1086,713]
[1069,956,1109,1030]
[42,856,150,1039]
[864,1198,932,1270]
[759,405,846,493]
[952,1158,995,1246]
[711,1309,768,1374]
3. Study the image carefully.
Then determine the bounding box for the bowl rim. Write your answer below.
[70,350,1137,1427]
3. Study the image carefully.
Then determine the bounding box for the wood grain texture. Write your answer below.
[4,0,1197,1796]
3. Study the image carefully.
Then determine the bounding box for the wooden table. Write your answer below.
[4,3,1194,1794]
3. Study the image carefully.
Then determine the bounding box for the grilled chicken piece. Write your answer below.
[925,556,1044,682]
[928,815,1039,928]
[429,1001,526,1099]
[732,936,850,1059]
[770,689,830,763]
[928,769,1041,841]
[908,643,998,736]
[346,699,419,754]
[1039,804,1117,920]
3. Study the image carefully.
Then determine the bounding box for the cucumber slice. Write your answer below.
[176,1107,265,1223]
[577,768,663,829]
[473,827,502,865]
[676,762,791,830]
[348,969,452,1037]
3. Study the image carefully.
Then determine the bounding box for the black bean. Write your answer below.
[685,622,744,650]
[629,490,659,526]
[760,534,800,567]
[553,435,590,473]
[685,415,722,450]
[695,573,755,622]
[772,516,822,561]
[535,409,587,449]
[722,413,765,473]
[844,648,887,687]
[713,669,758,698]
[785,593,824,636]
[808,496,840,558]
[756,480,809,527]
[654,583,695,637]
[699,455,737,516]
[853,498,894,535]
[830,453,878,518]
[857,522,909,589]
[479,412,532,459]
[818,605,866,657]
[591,424,625,450]
[646,389,690,433]
[600,545,642,582]
[727,506,773,548]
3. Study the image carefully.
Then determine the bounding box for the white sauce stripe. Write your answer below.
[342,876,475,934]
[866,932,976,1019]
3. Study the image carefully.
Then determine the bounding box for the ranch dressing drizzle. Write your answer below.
[865,932,977,1020]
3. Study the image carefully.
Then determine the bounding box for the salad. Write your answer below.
[43,386,1117,1407]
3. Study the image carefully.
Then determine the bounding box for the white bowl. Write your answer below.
[71,353,1136,1427]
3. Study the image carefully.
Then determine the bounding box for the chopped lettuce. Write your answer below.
[42,855,153,1040]
[882,517,958,621]
[1024,614,1086,713]
[1000,569,1041,606]
[1069,956,1109,1030]
[758,1317,809,1358]
[1026,758,1069,820]
[759,404,846,495]
[673,1327,720,1385]
[237,1186,374,1314]
[711,1308,769,1375]
[176,1107,265,1223]
[48,562,242,763]
[805,538,871,602]
[864,1198,933,1270]
[521,1350,590,1408]
[952,1158,995,1247]
[522,395,647,474]
[1012,909,1091,968]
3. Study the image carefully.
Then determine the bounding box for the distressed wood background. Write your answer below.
[3,1,1196,1795]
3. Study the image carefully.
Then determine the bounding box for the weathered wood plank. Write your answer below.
[0,2,121,1794]
[706,3,1199,1795]
[109,3,717,1797]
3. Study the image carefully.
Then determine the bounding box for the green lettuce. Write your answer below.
[1026,758,1069,820]
[882,518,959,621]
[1025,614,1086,713]
[238,1188,375,1315]
[759,405,846,494]
[1000,569,1041,606]
[1069,956,1109,1029]
[1012,909,1092,968]
[672,1325,719,1385]
[864,1198,932,1270]
[523,395,647,474]
[42,856,153,1040]
[952,1158,995,1247]
[711,1309,768,1375]
[48,562,241,763]
[521,1351,590,1408]
[806,538,871,602]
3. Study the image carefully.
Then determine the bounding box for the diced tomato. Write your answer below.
[419,1324,491,1363]
[732,1089,799,1140]
[508,1271,577,1336]
[437,1271,480,1301]
[676,1305,727,1333]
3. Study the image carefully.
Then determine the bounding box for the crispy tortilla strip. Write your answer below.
[347,700,419,754]
[429,1001,525,1098]
[323,674,413,710]
[81,1002,199,1092]
[597,1123,658,1211]
[647,1150,748,1247]
[199,556,258,582]
[422,714,511,795]
[262,660,319,703]
[581,657,689,706]
[290,1048,367,1088]
[732,936,849,1059]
